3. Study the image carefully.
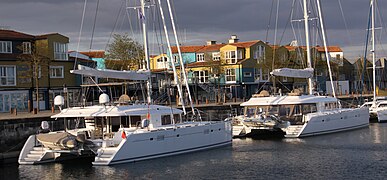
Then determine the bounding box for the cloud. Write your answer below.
[1,0,387,61]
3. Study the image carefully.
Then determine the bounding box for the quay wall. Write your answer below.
[0,117,64,153]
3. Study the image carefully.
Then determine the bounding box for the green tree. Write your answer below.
[105,34,145,70]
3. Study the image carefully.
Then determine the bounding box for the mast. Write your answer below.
[140,0,152,104]
[371,0,377,107]
[303,0,313,95]
[316,0,337,99]
[156,0,186,114]
[166,0,195,115]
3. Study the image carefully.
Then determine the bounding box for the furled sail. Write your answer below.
[71,65,150,81]
[270,68,313,78]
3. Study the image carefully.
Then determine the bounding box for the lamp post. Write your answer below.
[63,84,69,108]
[193,72,197,104]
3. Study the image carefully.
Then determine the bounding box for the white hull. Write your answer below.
[19,121,232,165]
[373,108,387,123]
[284,108,369,138]
[95,121,232,165]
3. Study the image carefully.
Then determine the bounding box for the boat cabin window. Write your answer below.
[244,107,257,117]
[302,104,317,114]
[64,118,86,130]
[110,117,121,132]
[121,116,130,128]
[161,114,181,125]
[378,103,387,108]
[325,102,338,110]
[129,116,141,128]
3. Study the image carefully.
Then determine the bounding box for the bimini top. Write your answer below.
[241,95,338,106]
[51,104,183,118]
[70,65,150,81]
[271,68,314,78]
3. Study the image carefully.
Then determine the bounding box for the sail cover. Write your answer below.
[71,65,150,81]
[270,68,314,78]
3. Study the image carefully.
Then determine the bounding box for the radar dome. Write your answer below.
[54,95,65,106]
[99,93,110,104]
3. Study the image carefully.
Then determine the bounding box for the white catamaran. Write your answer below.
[18,0,232,165]
[360,0,387,123]
[232,0,369,138]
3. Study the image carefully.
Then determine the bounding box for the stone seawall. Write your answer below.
[0,117,64,153]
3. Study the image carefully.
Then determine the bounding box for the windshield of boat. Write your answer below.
[244,103,317,124]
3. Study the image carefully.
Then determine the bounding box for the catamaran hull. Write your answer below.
[93,121,232,165]
[285,108,369,138]
[375,109,387,123]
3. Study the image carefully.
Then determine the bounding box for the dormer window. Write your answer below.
[54,42,68,60]
[0,41,12,53]
[254,45,265,63]
[22,42,31,54]
[225,51,236,64]
[212,52,220,61]
[237,50,243,59]
[197,53,205,62]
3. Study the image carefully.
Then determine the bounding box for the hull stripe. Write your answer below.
[299,123,369,137]
[107,140,232,165]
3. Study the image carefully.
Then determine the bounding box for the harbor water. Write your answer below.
[1,123,387,179]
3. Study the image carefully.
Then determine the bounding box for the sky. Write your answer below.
[1,0,386,61]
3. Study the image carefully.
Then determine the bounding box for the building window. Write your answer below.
[32,65,41,78]
[212,52,220,61]
[226,68,236,82]
[50,66,64,78]
[262,70,269,81]
[244,72,252,77]
[254,45,265,63]
[0,66,16,86]
[0,41,12,53]
[54,42,68,60]
[173,55,178,63]
[195,70,208,83]
[237,50,243,59]
[283,76,288,82]
[225,51,236,64]
[22,42,31,54]
[156,57,168,69]
[254,68,261,81]
[197,53,205,62]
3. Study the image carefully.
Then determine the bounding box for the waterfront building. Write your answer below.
[0,29,94,112]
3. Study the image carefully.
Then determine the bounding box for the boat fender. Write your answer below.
[141,119,150,128]
[38,121,50,133]
[60,138,77,149]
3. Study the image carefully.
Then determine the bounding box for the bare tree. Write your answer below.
[18,42,50,113]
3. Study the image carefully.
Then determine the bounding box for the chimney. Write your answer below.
[206,40,217,45]
[228,35,239,43]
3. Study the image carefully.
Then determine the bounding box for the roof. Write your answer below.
[80,51,105,58]
[35,33,67,39]
[0,29,35,40]
[283,46,306,51]
[196,44,226,52]
[315,46,343,52]
[171,45,205,53]
[228,40,261,48]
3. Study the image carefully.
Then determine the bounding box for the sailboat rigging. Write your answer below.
[360,0,387,123]
[232,0,369,138]
[18,0,232,166]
